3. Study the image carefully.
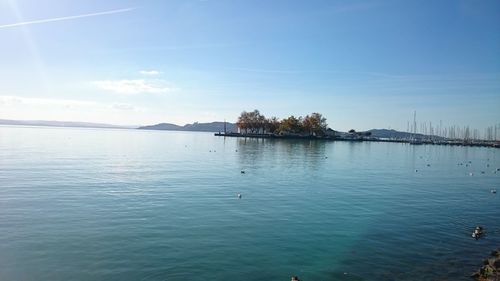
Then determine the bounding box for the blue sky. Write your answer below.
[0,0,499,131]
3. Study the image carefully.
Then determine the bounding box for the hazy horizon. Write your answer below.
[1,0,499,132]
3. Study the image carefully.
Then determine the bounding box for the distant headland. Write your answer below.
[2,116,498,148]
[138,121,238,132]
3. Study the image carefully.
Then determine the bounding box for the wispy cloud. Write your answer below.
[111,103,135,111]
[0,95,149,125]
[139,70,161,76]
[92,79,175,94]
[0,7,135,29]
[226,67,402,77]
[0,95,96,107]
[227,67,500,81]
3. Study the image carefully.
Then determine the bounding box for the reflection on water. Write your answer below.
[0,126,499,281]
[236,138,327,171]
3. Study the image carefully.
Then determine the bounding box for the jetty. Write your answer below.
[214,132,500,148]
[216,109,500,148]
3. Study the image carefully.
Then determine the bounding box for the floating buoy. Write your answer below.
[469,172,474,176]
[237,193,242,199]
[241,170,245,174]
[415,169,418,172]
[492,189,497,194]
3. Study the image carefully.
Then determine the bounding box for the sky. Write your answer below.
[0,0,499,132]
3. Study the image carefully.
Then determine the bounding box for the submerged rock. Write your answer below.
[471,249,499,281]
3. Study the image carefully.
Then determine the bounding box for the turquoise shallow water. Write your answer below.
[0,125,499,281]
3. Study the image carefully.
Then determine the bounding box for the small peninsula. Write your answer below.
[213,109,500,148]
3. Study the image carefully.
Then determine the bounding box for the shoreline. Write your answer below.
[215,132,500,148]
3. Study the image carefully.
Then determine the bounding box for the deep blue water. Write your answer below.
[0,125,498,281]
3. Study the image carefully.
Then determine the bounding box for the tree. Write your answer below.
[266,117,281,134]
[237,109,266,134]
[279,116,303,134]
[237,111,250,133]
[303,113,328,136]
[237,109,329,136]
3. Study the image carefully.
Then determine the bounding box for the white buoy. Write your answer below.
[469,172,474,176]
[237,193,242,199]
[492,189,497,194]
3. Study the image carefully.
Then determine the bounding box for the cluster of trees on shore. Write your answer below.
[236,109,329,136]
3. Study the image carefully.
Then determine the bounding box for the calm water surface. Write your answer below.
[0,126,499,281]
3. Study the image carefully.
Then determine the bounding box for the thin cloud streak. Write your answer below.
[140,70,161,76]
[227,67,500,81]
[0,7,135,29]
[92,79,175,95]
[226,67,408,78]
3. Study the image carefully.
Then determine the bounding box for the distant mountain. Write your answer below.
[138,121,238,133]
[138,123,183,130]
[367,129,444,140]
[0,119,133,129]
[1,119,445,139]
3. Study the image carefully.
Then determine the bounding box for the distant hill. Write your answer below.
[1,119,445,140]
[138,122,238,133]
[367,129,444,140]
[138,123,183,130]
[0,119,133,129]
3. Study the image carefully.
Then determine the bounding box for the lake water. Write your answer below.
[0,125,498,281]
